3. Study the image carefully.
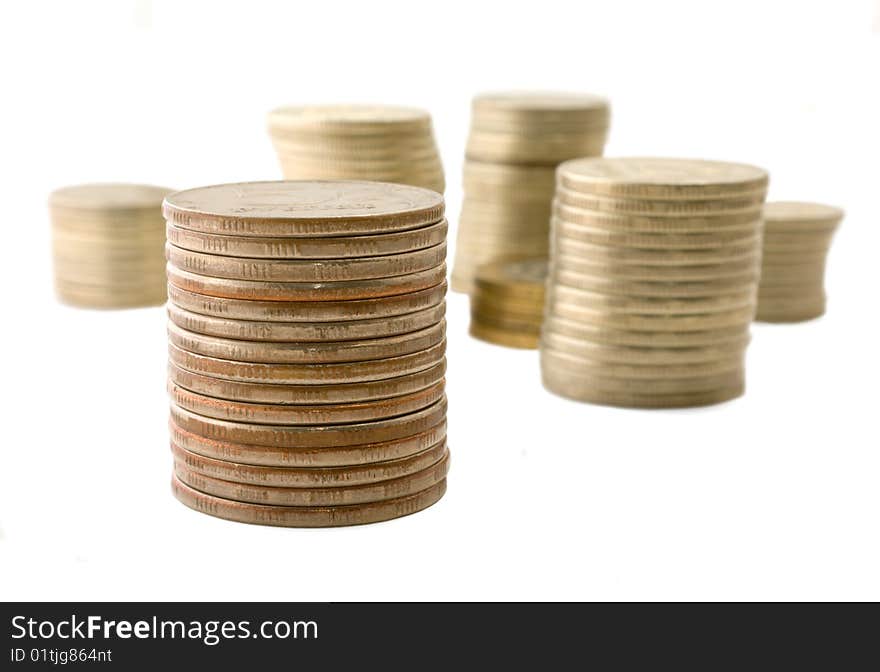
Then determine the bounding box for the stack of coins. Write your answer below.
[50,183,173,308]
[541,158,769,409]
[451,92,610,293]
[267,105,445,193]
[163,181,449,527]
[756,201,843,322]
[469,257,547,349]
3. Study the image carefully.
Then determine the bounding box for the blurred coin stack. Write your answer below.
[541,158,769,408]
[756,201,842,322]
[470,257,547,349]
[163,181,449,527]
[267,105,445,193]
[452,92,610,293]
[50,183,172,308]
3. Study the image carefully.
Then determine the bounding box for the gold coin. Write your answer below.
[167,302,446,342]
[165,219,447,259]
[174,451,449,507]
[556,157,768,199]
[474,257,548,289]
[168,359,446,405]
[170,417,447,467]
[163,180,444,237]
[166,242,446,282]
[172,474,447,528]
[470,310,543,332]
[169,340,446,384]
[171,440,448,487]
[167,320,445,364]
[170,397,447,449]
[166,263,447,301]
[169,379,445,426]
[469,321,539,349]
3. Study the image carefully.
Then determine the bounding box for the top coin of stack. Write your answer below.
[541,157,769,409]
[267,105,445,193]
[163,180,450,527]
[469,257,547,349]
[755,201,843,323]
[50,183,173,308]
[452,92,611,293]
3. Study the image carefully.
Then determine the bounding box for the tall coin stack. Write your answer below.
[267,105,445,193]
[756,201,843,323]
[163,181,449,527]
[469,258,547,349]
[452,92,610,293]
[50,183,172,308]
[541,158,769,409]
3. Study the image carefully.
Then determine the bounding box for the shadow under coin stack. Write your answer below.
[267,105,445,193]
[162,181,450,527]
[50,183,172,308]
[452,92,610,293]
[469,258,548,349]
[541,158,769,408]
[756,201,843,323]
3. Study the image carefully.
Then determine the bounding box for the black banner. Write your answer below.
[1,603,876,668]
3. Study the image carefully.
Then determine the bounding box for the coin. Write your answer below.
[166,282,446,322]
[551,218,763,250]
[174,451,449,507]
[167,302,446,342]
[51,182,173,309]
[168,360,447,404]
[165,219,447,259]
[168,340,446,384]
[171,440,448,487]
[170,418,448,467]
[166,263,447,301]
[540,347,743,379]
[546,283,755,315]
[171,474,447,527]
[169,379,445,425]
[550,267,760,298]
[163,181,444,237]
[551,255,761,282]
[552,235,760,266]
[556,157,769,199]
[553,202,763,233]
[555,187,765,216]
[166,241,446,282]
[540,330,749,364]
[545,301,755,331]
[469,321,540,349]
[167,320,446,363]
[542,315,749,347]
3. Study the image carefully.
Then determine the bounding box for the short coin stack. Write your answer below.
[756,201,843,322]
[267,105,445,193]
[541,158,769,408]
[50,183,172,308]
[470,258,547,349]
[452,92,610,293]
[163,181,449,527]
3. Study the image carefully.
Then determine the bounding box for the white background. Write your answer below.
[1,0,878,601]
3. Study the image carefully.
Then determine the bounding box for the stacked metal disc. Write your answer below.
[541,158,769,409]
[451,92,610,293]
[49,183,173,308]
[163,181,449,527]
[756,201,843,322]
[267,105,445,193]
[470,257,547,349]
